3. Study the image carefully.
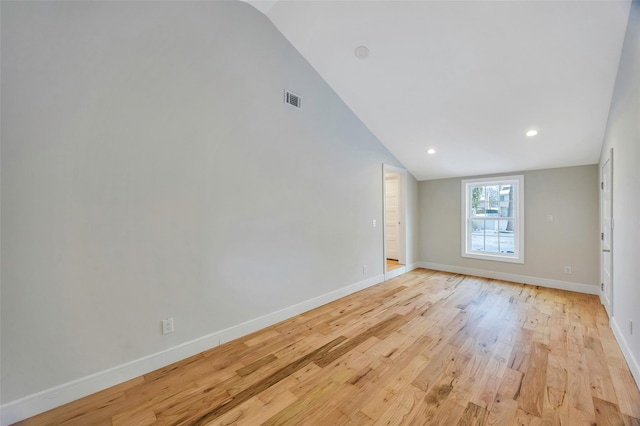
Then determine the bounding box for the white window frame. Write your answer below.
[461,175,525,264]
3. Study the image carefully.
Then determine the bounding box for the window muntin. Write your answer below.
[462,176,524,263]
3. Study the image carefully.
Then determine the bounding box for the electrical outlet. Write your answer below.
[162,318,174,335]
[363,265,367,274]
[372,219,376,227]
[564,266,572,274]
[630,320,633,335]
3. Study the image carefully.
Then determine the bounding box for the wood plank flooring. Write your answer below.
[16,269,640,425]
[386,259,403,272]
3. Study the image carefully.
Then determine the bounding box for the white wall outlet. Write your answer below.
[363,265,367,274]
[162,317,174,335]
[372,219,376,227]
[630,320,633,335]
[546,214,554,222]
[564,266,572,274]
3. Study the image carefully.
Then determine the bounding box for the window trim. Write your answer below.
[461,175,525,264]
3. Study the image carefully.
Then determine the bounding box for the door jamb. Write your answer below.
[600,148,614,316]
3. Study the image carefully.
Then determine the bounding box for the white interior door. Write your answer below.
[385,175,400,261]
[601,150,613,316]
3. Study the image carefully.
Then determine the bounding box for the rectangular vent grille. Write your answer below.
[284,90,302,109]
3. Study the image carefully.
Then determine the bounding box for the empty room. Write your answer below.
[1,0,639,424]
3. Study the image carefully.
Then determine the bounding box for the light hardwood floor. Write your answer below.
[16,269,640,425]
[386,259,403,272]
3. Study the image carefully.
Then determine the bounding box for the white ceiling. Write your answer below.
[246,0,631,180]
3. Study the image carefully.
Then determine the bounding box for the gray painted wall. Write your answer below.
[418,165,600,287]
[0,1,418,404]
[599,0,640,378]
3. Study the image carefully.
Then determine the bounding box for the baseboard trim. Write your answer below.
[0,274,385,425]
[384,266,405,280]
[383,262,418,281]
[610,317,640,390]
[415,262,599,295]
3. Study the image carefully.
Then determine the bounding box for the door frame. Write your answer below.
[600,147,614,316]
[384,173,401,261]
[383,164,408,280]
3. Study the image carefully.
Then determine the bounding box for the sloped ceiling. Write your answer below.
[246,0,631,180]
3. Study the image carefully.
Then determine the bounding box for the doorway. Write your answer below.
[383,165,407,279]
[601,148,613,316]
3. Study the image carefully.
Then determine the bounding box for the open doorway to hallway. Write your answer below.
[383,164,407,279]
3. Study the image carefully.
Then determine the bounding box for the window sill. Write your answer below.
[462,251,524,264]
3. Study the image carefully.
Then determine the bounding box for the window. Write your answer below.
[461,175,524,263]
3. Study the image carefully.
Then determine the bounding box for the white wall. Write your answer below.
[0,0,418,417]
[418,165,600,293]
[599,0,640,382]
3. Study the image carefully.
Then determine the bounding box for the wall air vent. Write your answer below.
[284,89,302,110]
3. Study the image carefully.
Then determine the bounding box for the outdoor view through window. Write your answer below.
[470,183,515,253]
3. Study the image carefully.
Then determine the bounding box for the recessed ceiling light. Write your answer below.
[526,129,538,137]
[427,148,436,154]
[354,45,370,59]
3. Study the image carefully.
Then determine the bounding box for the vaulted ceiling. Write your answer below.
[246,0,631,180]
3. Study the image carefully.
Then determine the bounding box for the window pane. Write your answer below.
[499,184,515,218]
[471,223,485,251]
[485,233,499,253]
[485,185,500,215]
[499,220,515,254]
[470,185,483,215]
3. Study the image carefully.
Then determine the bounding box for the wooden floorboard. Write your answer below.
[15,269,640,425]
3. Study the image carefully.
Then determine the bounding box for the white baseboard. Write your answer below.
[383,262,418,281]
[415,262,600,295]
[610,317,640,390]
[0,274,385,426]
[384,266,406,280]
